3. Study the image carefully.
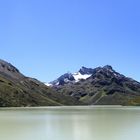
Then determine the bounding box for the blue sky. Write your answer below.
[0,0,140,82]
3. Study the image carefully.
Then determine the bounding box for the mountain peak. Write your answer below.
[0,59,23,79]
[79,66,95,75]
[103,65,113,71]
[0,59,20,73]
[49,65,127,87]
[50,72,75,86]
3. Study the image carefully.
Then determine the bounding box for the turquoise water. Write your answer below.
[0,106,140,140]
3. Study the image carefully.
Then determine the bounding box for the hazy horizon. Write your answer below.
[0,0,140,82]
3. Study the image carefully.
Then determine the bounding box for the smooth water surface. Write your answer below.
[0,106,140,140]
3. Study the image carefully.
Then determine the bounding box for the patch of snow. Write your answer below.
[45,81,60,86]
[114,73,118,76]
[73,72,91,82]
[55,81,60,86]
[45,83,52,86]
[64,78,70,83]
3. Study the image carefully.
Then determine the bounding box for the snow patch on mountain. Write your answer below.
[45,83,53,86]
[73,72,92,82]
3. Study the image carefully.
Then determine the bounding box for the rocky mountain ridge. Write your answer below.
[50,65,140,105]
[48,65,125,86]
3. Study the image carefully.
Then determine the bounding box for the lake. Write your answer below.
[0,106,140,140]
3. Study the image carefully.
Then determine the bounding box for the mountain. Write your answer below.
[0,59,81,107]
[1,59,140,106]
[48,66,99,86]
[50,65,140,106]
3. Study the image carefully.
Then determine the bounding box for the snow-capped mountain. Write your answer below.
[46,67,95,86]
[50,65,140,105]
[47,65,120,86]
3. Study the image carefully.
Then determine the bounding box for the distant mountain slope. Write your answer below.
[50,65,140,106]
[0,59,81,107]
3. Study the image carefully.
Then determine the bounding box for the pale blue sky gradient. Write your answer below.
[0,0,140,82]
